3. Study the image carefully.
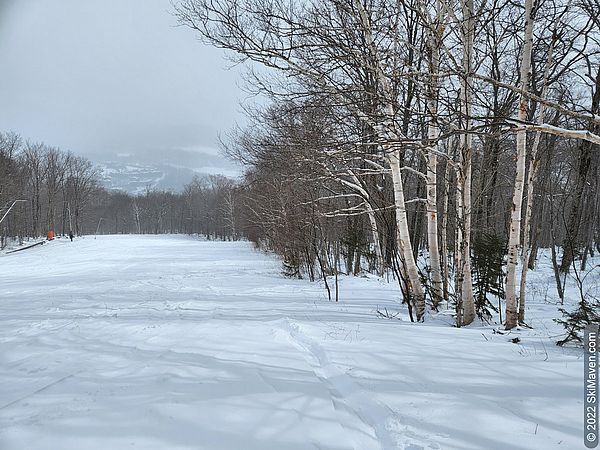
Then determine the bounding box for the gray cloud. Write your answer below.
[0,0,246,176]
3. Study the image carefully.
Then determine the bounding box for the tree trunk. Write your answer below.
[425,9,444,307]
[388,148,426,321]
[440,159,450,303]
[505,0,534,330]
[458,0,476,325]
[518,29,556,324]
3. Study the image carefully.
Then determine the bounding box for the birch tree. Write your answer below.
[505,0,535,330]
[421,0,445,307]
[456,0,476,326]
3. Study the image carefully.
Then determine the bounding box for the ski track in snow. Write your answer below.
[276,319,434,450]
[277,319,392,450]
[0,235,589,450]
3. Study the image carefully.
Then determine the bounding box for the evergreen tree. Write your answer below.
[556,297,600,346]
[472,233,506,322]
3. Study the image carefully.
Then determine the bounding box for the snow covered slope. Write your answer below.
[97,161,195,194]
[0,235,584,449]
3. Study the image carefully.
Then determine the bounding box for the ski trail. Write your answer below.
[276,318,399,450]
[0,373,77,411]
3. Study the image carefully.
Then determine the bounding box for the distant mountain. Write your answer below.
[97,161,236,194]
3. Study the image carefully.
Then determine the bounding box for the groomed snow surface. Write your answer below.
[0,235,588,449]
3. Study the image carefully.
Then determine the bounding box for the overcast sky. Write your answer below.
[0,0,247,175]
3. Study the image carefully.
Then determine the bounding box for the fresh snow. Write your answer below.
[0,235,587,449]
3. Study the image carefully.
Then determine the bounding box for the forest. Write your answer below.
[2,0,600,340]
[175,0,600,336]
[0,130,240,241]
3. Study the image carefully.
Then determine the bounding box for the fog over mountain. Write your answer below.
[0,0,246,190]
[95,144,242,194]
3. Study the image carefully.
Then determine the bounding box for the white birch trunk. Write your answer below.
[518,130,541,323]
[388,147,426,320]
[440,160,450,302]
[459,0,475,325]
[461,137,475,324]
[518,31,555,323]
[455,164,464,326]
[427,151,443,304]
[506,0,534,329]
[425,5,444,307]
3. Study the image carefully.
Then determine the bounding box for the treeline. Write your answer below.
[0,131,241,244]
[0,131,98,242]
[93,175,240,238]
[175,0,600,331]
